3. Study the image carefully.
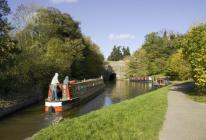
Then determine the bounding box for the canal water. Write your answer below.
[0,80,153,140]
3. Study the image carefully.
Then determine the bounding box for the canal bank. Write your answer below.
[32,85,168,140]
[0,81,153,140]
[0,85,43,119]
[0,96,41,119]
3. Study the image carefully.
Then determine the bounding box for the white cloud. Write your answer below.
[108,33,136,40]
[50,0,78,4]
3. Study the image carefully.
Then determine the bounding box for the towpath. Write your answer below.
[160,83,206,140]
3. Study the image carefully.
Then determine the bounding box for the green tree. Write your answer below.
[0,0,20,95]
[0,0,17,70]
[122,46,131,58]
[71,37,104,79]
[166,49,191,80]
[142,32,176,75]
[0,5,105,99]
[127,30,181,79]
[126,48,148,77]
[15,7,104,85]
[182,23,206,94]
[108,45,123,61]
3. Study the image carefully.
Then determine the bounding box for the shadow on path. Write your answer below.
[170,82,195,94]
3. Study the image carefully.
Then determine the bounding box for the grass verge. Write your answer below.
[187,91,206,103]
[33,86,169,140]
[180,82,206,103]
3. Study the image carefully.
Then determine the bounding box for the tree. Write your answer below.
[122,46,130,58]
[70,37,104,79]
[126,48,148,77]
[15,7,104,85]
[1,5,105,97]
[142,32,177,75]
[182,23,206,94]
[0,0,17,70]
[126,30,181,78]
[108,45,123,61]
[0,0,10,36]
[0,0,21,95]
[166,49,191,80]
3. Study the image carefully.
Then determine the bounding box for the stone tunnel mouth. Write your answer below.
[109,73,116,81]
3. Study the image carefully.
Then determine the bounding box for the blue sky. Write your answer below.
[7,0,206,58]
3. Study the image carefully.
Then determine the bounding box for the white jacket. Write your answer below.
[51,73,60,85]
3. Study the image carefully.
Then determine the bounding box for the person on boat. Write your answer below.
[63,76,69,85]
[51,73,60,100]
[62,76,70,100]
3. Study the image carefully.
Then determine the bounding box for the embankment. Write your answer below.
[33,86,169,140]
[0,85,43,119]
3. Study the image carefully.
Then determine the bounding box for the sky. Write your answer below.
[7,0,206,58]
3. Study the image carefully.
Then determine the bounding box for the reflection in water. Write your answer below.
[0,80,153,140]
[44,113,63,124]
[104,96,112,106]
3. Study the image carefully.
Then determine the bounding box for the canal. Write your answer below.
[0,80,153,140]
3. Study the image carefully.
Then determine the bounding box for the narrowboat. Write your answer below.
[153,76,170,87]
[129,76,153,82]
[45,77,105,112]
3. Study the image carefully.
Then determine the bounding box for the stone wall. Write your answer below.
[0,85,43,119]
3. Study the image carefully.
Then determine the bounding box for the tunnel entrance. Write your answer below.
[109,73,116,81]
